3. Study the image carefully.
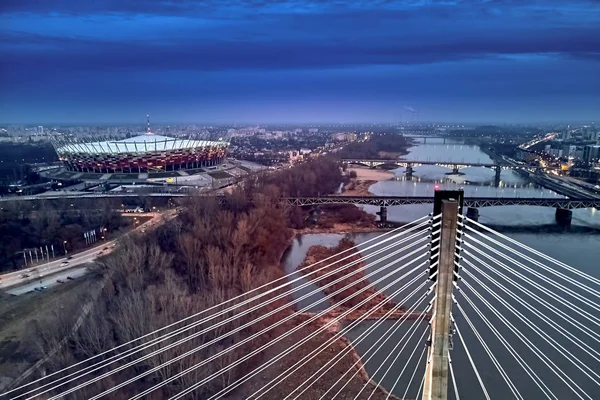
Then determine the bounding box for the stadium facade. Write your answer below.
[51,134,229,173]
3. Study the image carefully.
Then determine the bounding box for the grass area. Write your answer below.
[0,274,99,387]
[207,170,233,180]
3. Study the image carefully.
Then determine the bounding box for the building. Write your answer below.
[562,145,577,158]
[51,133,229,173]
[583,145,600,164]
[515,149,537,163]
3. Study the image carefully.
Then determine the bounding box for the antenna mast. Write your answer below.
[147,114,152,134]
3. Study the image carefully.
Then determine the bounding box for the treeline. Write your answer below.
[29,158,345,399]
[0,200,127,271]
[256,157,343,196]
[336,134,411,160]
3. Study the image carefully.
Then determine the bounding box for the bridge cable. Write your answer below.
[461,272,600,385]
[14,217,434,400]
[169,262,427,400]
[113,249,430,400]
[4,213,435,398]
[463,216,600,287]
[415,361,426,400]
[358,322,429,400]
[462,256,600,358]
[448,352,460,400]
[45,242,431,400]
[454,288,556,400]
[22,238,429,400]
[462,239,600,330]
[263,282,433,400]
[400,345,427,400]
[315,297,431,400]
[454,320,491,400]
[462,223,600,301]
[453,298,524,400]
[276,288,433,400]
[461,230,600,314]
[459,284,592,400]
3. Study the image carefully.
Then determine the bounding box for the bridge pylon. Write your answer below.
[423,191,462,400]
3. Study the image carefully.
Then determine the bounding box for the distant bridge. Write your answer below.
[342,159,539,170]
[3,193,599,210]
[400,135,485,144]
[285,195,600,210]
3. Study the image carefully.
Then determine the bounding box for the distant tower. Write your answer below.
[147,114,152,134]
[37,125,44,135]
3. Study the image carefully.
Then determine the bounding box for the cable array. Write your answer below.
[448,215,600,400]
[4,215,436,400]
[6,209,598,400]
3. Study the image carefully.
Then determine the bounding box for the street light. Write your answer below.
[63,240,68,255]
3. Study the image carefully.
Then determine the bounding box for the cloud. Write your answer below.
[1,0,599,123]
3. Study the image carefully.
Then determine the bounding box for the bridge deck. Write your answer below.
[285,196,600,209]
[2,193,599,209]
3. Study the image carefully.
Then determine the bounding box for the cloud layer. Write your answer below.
[1,0,599,123]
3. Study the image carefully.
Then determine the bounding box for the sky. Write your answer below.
[1,0,599,124]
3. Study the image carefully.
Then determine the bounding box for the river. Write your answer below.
[282,139,600,399]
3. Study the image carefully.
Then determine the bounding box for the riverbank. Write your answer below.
[294,204,379,234]
[347,167,396,181]
[298,238,403,315]
[341,168,395,196]
[237,313,400,400]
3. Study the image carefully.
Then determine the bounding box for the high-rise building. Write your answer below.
[37,126,44,135]
[562,145,577,158]
[592,129,600,144]
[583,145,600,164]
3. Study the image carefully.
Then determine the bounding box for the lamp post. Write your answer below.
[63,240,68,255]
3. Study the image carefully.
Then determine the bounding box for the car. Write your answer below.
[34,287,42,292]
[67,256,73,260]
[20,273,31,278]
[57,279,65,283]
[60,262,69,266]
[41,286,47,290]
[67,276,75,280]
[103,247,109,250]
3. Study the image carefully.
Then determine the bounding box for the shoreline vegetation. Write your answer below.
[8,157,404,399]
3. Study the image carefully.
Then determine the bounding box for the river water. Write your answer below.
[282,139,600,399]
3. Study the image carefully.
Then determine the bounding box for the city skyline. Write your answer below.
[2,0,600,124]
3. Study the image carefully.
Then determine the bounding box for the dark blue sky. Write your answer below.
[1,0,599,124]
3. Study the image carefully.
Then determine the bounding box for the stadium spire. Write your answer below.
[147,114,152,134]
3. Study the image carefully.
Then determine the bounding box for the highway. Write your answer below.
[0,209,178,294]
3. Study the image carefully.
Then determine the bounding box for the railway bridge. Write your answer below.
[285,195,600,226]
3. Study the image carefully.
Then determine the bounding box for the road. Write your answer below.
[5,266,89,296]
[0,209,178,293]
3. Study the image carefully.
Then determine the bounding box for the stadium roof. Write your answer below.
[55,134,227,154]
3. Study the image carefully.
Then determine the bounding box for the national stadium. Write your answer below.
[50,119,229,174]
